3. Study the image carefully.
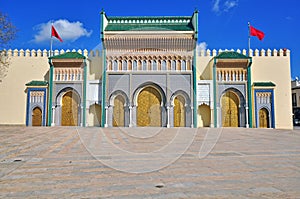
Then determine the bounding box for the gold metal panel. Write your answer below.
[137,87,161,127]
[61,91,78,126]
[113,95,125,127]
[174,96,185,127]
[259,108,269,128]
[221,91,239,127]
[32,107,42,126]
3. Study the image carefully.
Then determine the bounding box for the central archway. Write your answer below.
[137,87,162,127]
[221,91,239,127]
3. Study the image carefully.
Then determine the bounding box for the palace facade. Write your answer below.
[0,11,293,129]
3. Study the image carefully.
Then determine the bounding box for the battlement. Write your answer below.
[2,48,290,58]
[198,48,290,57]
[2,49,103,58]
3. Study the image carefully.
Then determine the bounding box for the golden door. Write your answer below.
[61,91,79,126]
[137,87,161,127]
[221,91,239,127]
[113,95,125,127]
[174,96,185,127]
[32,107,42,126]
[259,108,269,128]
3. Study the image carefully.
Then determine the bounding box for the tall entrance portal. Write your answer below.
[221,91,239,127]
[61,91,79,126]
[137,87,162,127]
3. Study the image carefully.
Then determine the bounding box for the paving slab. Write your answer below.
[0,126,299,198]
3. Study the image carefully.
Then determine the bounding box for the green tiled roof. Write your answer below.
[253,82,276,87]
[50,52,85,59]
[26,80,48,86]
[215,51,250,59]
[105,16,194,31]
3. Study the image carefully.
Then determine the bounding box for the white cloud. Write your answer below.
[212,0,221,13]
[33,19,92,43]
[212,0,238,14]
[224,0,238,12]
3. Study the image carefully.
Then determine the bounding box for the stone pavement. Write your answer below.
[0,126,300,198]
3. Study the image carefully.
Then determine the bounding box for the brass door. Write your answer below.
[221,91,239,127]
[113,95,125,127]
[174,95,185,127]
[32,107,42,126]
[259,108,269,128]
[61,91,79,126]
[137,87,161,127]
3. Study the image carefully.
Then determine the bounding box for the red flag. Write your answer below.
[51,25,63,42]
[250,26,265,41]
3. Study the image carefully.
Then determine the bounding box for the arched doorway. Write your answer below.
[61,91,79,126]
[221,91,239,127]
[113,95,125,127]
[174,95,185,127]
[198,104,211,127]
[259,108,270,128]
[32,107,42,126]
[137,87,162,127]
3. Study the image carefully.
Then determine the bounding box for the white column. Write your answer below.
[51,106,55,126]
[105,106,108,128]
[167,106,170,128]
[80,106,83,127]
[129,106,133,127]
[245,106,249,128]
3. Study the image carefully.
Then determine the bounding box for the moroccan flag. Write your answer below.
[250,26,265,41]
[51,25,63,42]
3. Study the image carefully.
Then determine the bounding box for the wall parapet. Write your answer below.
[2,49,103,58]
[2,48,290,58]
[198,48,290,57]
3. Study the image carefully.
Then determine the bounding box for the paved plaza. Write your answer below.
[0,126,300,198]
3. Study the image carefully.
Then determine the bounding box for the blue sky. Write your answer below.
[1,0,299,78]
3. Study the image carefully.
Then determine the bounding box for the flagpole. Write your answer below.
[50,23,53,57]
[248,22,251,56]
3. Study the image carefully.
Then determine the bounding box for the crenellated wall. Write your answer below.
[196,48,292,129]
[197,48,290,57]
[3,49,103,58]
[0,49,101,125]
[0,48,292,128]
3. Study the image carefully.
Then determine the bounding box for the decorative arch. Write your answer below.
[32,106,42,126]
[109,90,129,127]
[259,107,270,128]
[61,90,80,126]
[133,83,166,127]
[170,90,191,127]
[221,90,240,127]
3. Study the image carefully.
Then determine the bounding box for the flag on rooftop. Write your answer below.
[51,25,63,42]
[250,25,265,41]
